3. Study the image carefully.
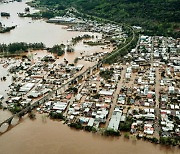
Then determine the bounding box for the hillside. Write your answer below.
[33,0,180,37]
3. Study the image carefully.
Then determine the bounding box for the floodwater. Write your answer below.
[0,63,13,123]
[0,114,179,154]
[0,64,12,96]
[0,1,179,154]
[0,0,110,123]
[0,0,101,47]
[0,109,11,123]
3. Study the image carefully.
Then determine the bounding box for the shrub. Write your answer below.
[49,112,64,120]
[28,112,36,120]
[104,129,120,136]
[124,133,130,139]
[69,122,83,130]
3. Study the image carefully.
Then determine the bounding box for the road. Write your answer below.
[0,13,136,131]
[151,36,160,138]
[154,67,161,138]
[71,7,136,63]
[105,66,126,127]
[103,29,135,61]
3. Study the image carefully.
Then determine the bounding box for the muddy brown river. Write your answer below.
[0,114,179,154]
[0,0,110,123]
[0,1,179,154]
[0,0,101,47]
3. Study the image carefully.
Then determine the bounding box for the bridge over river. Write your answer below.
[0,24,136,134]
[0,61,102,134]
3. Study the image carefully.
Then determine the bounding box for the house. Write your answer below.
[169,86,175,94]
[52,102,68,111]
[144,123,154,135]
[108,107,122,131]
[99,90,113,96]
[28,91,41,98]
[19,83,35,92]
[76,64,84,71]
[87,118,95,126]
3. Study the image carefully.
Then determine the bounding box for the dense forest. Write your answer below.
[32,0,180,38]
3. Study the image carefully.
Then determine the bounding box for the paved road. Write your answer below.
[155,68,160,108]
[150,36,154,67]
[0,13,136,130]
[151,36,160,138]
[105,66,126,128]
[154,67,161,138]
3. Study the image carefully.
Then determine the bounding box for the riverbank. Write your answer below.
[0,113,179,154]
[2,0,178,153]
[37,109,180,147]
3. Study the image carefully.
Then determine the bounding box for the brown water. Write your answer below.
[0,109,12,123]
[0,63,13,123]
[0,0,108,123]
[0,1,179,154]
[0,64,12,96]
[0,0,101,47]
[0,114,179,154]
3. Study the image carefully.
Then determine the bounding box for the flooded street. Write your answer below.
[0,1,179,154]
[0,114,179,154]
[0,59,22,123]
[0,64,12,96]
[0,0,109,123]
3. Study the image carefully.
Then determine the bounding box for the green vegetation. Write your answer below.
[33,0,180,38]
[0,26,16,33]
[142,136,159,144]
[74,57,78,63]
[124,132,130,139]
[49,111,65,120]
[84,126,96,132]
[41,56,55,62]
[69,122,83,129]
[69,123,97,132]
[49,44,65,56]
[159,137,180,146]
[8,104,22,114]
[120,116,133,131]
[104,129,120,136]
[99,69,113,80]
[72,34,92,45]
[68,87,78,93]
[0,102,3,109]
[28,112,36,120]
[66,45,74,52]
[103,31,138,64]
[18,12,42,18]
[0,42,45,54]
[1,12,10,17]
[151,137,159,144]
[26,1,65,19]
[92,94,100,99]
[83,41,105,46]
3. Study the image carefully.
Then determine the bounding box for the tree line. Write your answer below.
[33,0,180,38]
[0,42,45,54]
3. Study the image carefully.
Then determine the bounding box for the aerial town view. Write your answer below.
[0,0,179,154]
